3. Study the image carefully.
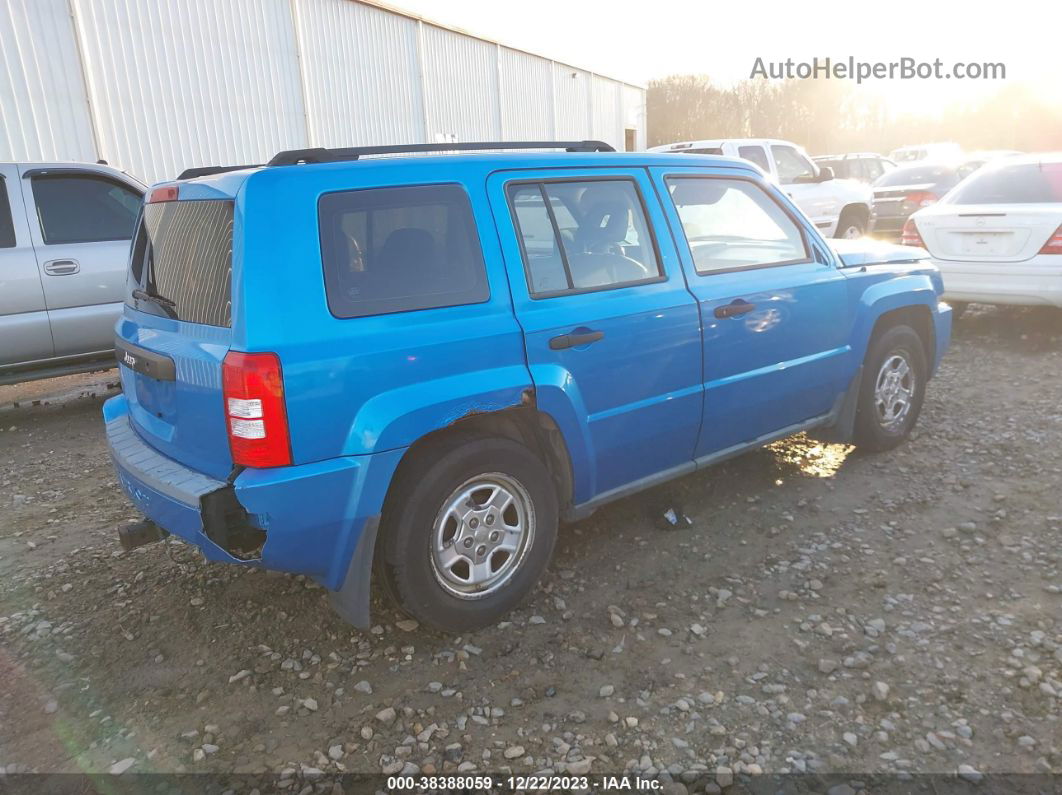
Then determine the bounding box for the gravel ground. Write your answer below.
[0,306,1059,791]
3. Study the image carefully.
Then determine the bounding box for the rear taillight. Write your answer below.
[221,352,292,468]
[901,218,926,247]
[903,191,938,209]
[1038,224,1062,255]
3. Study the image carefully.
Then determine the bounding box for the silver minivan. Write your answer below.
[0,162,145,384]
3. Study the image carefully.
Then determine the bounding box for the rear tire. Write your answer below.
[379,434,558,633]
[852,325,928,452]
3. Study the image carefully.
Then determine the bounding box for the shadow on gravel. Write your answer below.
[953,304,1062,352]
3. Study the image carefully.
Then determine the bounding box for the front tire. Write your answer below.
[852,325,928,451]
[379,434,558,633]
[835,208,867,239]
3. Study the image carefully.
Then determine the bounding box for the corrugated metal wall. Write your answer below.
[498,47,553,140]
[0,0,646,184]
[70,0,308,184]
[554,65,592,141]
[293,0,424,147]
[0,0,97,162]
[623,85,647,151]
[592,76,622,145]
[421,24,500,142]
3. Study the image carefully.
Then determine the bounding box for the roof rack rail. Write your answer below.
[267,140,615,167]
[178,164,263,180]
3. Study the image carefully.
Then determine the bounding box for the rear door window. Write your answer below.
[507,179,662,296]
[131,200,234,327]
[737,146,771,173]
[319,184,489,318]
[0,178,14,248]
[31,174,141,244]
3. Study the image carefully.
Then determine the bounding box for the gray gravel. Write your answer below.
[1,305,1060,788]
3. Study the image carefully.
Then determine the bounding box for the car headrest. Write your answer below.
[378,228,437,269]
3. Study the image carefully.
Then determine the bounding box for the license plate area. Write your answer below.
[115,338,177,422]
[956,231,1011,256]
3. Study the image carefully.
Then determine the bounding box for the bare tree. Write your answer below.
[647,75,1062,155]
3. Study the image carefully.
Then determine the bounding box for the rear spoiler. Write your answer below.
[177,165,262,180]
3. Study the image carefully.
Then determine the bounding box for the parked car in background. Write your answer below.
[103,140,950,633]
[813,153,896,184]
[0,161,145,384]
[650,138,874,238]
[956,150,1023,180]
[871,163,964,242]
[905,153,1062,315]
[889,143,963,163]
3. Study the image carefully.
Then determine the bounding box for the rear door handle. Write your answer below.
[549,330,604,350]
[44,259,80,275]
[714,300,756,318]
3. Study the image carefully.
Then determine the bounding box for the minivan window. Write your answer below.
[0,178,14,248]
[666,177,808,273]
[508,179,662,296]
[319,184,489,319]
[31,174,140,244]
[131,200,234,327]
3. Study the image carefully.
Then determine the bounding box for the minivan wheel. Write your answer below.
[852,325,927,452]
[379,435,558,633]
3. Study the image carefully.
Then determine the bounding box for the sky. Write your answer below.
[387,0,1060,114]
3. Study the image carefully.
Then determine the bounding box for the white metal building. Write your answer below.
[0,0,647,185]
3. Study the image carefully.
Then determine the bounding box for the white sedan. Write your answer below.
[904,153,1062,314]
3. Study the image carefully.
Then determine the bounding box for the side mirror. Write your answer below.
[816,166,835,182]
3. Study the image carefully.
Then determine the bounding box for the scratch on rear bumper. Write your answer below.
[106,407,227,507]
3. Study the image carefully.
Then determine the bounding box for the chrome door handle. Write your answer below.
[44,259,80,275]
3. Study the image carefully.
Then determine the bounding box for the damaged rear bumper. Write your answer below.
[103,395,403,626]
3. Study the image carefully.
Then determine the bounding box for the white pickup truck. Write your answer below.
[650,138,874,239]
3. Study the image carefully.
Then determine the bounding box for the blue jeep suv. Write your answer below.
[103,141,951,632]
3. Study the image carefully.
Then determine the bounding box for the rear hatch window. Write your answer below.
[130,200,234,327]
[947,162,1062,205]
[875,165,956,188]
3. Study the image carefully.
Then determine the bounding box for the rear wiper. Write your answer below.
[132,287,177,317]
[133,287,175,307]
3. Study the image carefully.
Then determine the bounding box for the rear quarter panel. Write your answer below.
[235,162,532,465]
